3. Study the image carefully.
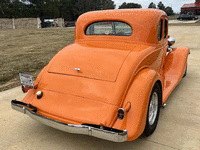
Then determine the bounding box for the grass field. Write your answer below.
[0,27,75,91]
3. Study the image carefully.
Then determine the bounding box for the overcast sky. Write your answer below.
[113,0,196,13]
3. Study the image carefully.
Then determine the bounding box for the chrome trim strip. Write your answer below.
[11,100,127,142]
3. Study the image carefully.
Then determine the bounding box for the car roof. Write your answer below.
[75,9,167,44]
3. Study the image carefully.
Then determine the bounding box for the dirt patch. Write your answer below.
[0,27,75,92]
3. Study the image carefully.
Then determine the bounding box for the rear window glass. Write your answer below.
[85,21,132,36]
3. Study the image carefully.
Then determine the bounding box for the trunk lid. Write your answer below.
[48,42,134,82]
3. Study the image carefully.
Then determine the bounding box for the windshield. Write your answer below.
[85,21,132,36]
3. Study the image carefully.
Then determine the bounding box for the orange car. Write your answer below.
[11,9,190,142]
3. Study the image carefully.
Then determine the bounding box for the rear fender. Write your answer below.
[33,66,47,89]
[112,68,161,141]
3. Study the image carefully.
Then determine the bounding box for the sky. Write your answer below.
[113,0,196,13]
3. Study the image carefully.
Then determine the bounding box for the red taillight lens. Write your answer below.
[21,85,30,93]
[117,108,125,120]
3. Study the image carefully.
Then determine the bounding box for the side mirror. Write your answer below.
[168,37,175,46]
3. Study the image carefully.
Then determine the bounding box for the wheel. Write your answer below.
[183,64,187,78]
[143,83,161,137]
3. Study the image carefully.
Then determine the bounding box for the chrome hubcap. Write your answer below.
[148,92,158,125]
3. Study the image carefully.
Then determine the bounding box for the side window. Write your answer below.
[157,19,163,41]
[164,19,168,38]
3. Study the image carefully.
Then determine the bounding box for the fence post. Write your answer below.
[62,18,64,27]
[37,17,41,28]
[12,18,15,29]
[55,18,58,27]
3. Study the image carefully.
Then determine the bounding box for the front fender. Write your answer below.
[162,46,190,102]
[112,68,161,141]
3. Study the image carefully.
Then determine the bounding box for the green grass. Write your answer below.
[0,27,75,91]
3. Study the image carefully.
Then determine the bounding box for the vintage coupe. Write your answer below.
[11,9,190,142]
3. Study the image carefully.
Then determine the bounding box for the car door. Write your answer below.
[157,18,167,74]
[160,18,169,81]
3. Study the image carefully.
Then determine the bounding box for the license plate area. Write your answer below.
[19,73,34,88]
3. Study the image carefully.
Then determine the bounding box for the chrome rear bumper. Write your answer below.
[11,100,127,142]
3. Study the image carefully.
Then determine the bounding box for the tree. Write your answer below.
[99,0,116,10]
[165,6,174,16]
[72,0,95,20]
[157,1,165,11]
[118,2,142,9]
[22,0,61,18]
[0,0,11,18]
[0,0,33,18]
[43,3,59,18]
[156,1,174,16]
[0,0,115,19]
[59,0,99,21]
[24,0,46,17]
[8,0,29,18]
[148,2,156,9]
[60,0,115,20]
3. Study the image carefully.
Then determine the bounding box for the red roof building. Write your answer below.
[181,0,200,15]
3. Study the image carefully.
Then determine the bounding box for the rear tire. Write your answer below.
[143,83,161,137]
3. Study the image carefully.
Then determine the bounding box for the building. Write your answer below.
[181,0,200,15]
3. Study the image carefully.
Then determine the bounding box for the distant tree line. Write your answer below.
[0,0,174,20]
[118,2,142,9]
[0,0,115,20]
[148,1,174,16]
[118,1,174,16]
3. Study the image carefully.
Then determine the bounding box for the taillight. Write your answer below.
[117,108,125,120]
[21,85,30,93]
